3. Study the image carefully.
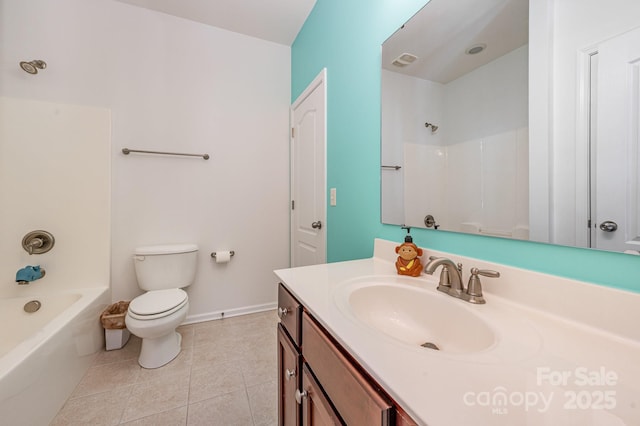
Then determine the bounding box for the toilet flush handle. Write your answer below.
[134,255,146,261]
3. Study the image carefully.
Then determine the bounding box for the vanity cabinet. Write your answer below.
[277,283,418,426]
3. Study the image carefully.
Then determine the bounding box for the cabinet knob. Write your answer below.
[285,368,296,380]
[295,389,308,404]
[277,307,290,318]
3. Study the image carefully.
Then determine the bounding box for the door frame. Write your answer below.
[576,46,600,248]
[290,68,327,266]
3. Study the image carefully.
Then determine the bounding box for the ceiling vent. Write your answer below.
[392,53,418,67]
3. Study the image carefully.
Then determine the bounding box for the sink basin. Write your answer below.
[336,280,496,354]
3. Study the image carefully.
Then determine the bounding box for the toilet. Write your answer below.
[125,243,198,368]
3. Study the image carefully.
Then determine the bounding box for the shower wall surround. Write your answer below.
[292,0,640,292]
[1,0,291,318]
[382,45,528,235]
[0,97,111,294]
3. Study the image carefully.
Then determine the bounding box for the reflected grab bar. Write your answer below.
[122,148,210,160]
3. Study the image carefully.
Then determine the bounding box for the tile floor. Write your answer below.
[51,310,278,426]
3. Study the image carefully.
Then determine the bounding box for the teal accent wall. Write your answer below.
[291,0,640,293]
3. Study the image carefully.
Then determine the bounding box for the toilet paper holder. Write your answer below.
[210,251,235,259]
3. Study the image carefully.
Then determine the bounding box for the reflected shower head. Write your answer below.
[20,60,47,75]
[425,122,439,133]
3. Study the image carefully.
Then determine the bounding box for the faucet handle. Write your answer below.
[427,257,452,291]
[437,265,451,291]
[464,268,500,304]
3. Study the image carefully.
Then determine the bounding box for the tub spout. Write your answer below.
[15,266,46,284]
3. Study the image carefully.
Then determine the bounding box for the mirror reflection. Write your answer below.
[381,0,529,238]
[381,0,640,254]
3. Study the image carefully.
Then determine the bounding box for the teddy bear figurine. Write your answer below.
[395,236,423,277]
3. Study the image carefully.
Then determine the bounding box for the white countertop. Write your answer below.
[274,239,640,425]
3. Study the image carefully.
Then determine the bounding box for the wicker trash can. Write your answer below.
[100,301,131,350]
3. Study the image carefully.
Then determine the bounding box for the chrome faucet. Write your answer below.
[424,256,500,304]
[424,256,464,297]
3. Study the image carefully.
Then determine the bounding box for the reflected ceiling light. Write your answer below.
[392,52,418,67]
[465,44,486,55]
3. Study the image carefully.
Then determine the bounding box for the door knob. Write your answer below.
[599,221,618,232]
[311,221,322,229]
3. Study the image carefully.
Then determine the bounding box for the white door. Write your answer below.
[593,27,640,252]
[290,69,327,267]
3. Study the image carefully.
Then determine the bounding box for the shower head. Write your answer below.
[19,60,47,75]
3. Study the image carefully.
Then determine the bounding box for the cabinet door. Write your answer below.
[302,312,393,425]
[278,324,301,426]
[301,364,342,426]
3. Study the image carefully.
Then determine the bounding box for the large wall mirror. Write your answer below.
[381,0,640,254]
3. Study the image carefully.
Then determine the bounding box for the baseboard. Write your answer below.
[183,301,277,325]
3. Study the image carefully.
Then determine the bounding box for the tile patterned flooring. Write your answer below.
[51,310,278,426]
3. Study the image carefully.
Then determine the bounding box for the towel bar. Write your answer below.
[122,148,209,160]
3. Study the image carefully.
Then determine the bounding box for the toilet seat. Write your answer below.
[128,288,188,320]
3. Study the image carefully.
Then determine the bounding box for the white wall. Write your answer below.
[0,0,291,319]
[530,0,640,246]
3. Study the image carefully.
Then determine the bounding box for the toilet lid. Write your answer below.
[129,288,188,316]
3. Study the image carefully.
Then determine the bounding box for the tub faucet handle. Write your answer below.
[26,238,43,255]
[22,230,55,255]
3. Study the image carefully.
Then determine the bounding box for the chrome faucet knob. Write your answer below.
[438,265,451,290]
[464,268,500,304]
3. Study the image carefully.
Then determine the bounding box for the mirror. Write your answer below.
[381,0,640,254]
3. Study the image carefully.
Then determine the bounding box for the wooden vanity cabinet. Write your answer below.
[277,283,419,426]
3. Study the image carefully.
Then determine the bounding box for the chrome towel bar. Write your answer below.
[122,148,210,160]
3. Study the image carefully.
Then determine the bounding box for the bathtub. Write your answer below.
[0,286,110,426]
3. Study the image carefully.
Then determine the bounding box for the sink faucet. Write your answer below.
[424,256,464,297]
[424,256,500,304]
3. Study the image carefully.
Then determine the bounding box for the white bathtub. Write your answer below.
[0,286,110,426]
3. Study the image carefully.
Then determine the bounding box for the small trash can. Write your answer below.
[100,301,131,351]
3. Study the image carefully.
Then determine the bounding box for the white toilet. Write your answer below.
[125,243,198,369]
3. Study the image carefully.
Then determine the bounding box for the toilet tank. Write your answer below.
[133,244,198,291]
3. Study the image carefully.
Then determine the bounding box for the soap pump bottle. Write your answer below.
[395,226,424,277]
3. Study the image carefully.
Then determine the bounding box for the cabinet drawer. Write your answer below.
[278,284,302,347]
[302,312,393,426]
